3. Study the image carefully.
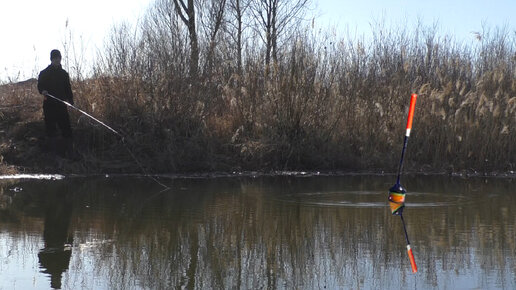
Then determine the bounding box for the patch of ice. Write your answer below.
[0,174,65,180]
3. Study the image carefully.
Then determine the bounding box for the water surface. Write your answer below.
[0,174,515,289]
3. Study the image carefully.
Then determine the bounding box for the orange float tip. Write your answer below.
[405,94,418,134]
[407,245,418,273]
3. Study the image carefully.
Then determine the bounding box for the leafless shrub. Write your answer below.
[68,1,515,173]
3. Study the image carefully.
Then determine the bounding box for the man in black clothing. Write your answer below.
[37,49,74,155]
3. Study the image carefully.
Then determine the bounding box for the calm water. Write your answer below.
[0,174,515,289]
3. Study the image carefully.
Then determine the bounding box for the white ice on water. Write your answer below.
[0,174,65,180]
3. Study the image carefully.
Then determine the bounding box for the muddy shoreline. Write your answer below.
[1,79,514,176]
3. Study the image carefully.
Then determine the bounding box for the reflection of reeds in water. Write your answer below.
[3,177,512,289]
[2,176,515,288]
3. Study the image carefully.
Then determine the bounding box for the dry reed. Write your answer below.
[4,3,514,174]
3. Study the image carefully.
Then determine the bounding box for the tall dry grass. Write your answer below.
[67,4,515,173]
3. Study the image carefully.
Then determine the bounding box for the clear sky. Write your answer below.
[0,0,151,82]
[315,0,516,40]
[1,0,515,82]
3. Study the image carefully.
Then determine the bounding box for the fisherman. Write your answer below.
[37,49,74,156]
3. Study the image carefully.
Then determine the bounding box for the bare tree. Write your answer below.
[199,0,227,77]
[173,0,199,82]
[227,0,252,74]
[249,0,311,68]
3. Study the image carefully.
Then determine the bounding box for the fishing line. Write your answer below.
[45,93,170,190]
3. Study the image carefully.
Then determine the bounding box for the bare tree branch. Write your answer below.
[249,0,311,67]
[172,0,188,24]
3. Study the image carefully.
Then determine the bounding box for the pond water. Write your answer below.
[0,174,515,289]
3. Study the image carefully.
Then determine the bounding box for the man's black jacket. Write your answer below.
[37,65,74,106]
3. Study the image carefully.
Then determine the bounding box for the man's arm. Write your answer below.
[65,72,74,105]
[37,71,48,97]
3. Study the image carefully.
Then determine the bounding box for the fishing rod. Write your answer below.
[388,93,418,273]
[44,93,170,191]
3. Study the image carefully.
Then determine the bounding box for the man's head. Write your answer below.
[50,49,62,66]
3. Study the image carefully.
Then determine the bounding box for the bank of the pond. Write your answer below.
[0,79,514,175]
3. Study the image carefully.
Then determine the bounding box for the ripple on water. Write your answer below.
[276,190,470,208]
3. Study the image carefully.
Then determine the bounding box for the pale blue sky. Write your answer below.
[1,0,514,81]
[316,0,515,40]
